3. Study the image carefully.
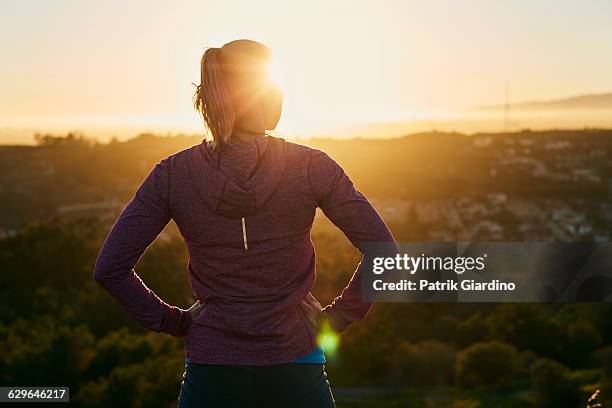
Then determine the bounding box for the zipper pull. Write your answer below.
[241,217,248,251]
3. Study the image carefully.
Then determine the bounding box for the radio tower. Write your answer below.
[504,81,509,132]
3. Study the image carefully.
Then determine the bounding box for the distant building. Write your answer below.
[545,141,571,150]
[473,136,492,147]
[0,228,17,239]
[572,168,601,183]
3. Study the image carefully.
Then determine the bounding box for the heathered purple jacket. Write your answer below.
[93,135,395,365]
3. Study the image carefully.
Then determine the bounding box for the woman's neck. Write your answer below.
[231,128,265,143]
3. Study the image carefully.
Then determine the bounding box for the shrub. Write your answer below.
[594,347,612,406]
[456,341,520,387]
[76,355,183,408]
[566,321,602,366]
[395,340,456,386]
[530,358,581,407]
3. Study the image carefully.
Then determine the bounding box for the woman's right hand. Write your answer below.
[187,300,206,322]
[299,293,323,330]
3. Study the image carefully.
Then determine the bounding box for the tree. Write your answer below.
[456,341,520,387]
[530,358,581,407]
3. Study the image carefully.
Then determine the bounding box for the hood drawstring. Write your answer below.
[241,217,248,251]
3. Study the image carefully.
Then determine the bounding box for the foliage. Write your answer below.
[456,341,520,387]
[530,358,582,407]
[1,131,612,405]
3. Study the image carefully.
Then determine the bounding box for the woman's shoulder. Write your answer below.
[279,138,334,164]
[170,144,201,160]
[156,138,339,176]
[160,144,201,171]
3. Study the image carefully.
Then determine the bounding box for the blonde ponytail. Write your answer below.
[193,47,235,147]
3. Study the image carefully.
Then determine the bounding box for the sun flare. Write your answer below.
[266,57,286,92]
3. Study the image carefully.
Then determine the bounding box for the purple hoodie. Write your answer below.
[93,135,395,365]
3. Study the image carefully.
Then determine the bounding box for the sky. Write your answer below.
[1,0,612,141]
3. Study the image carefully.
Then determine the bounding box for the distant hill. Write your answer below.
[3,91,612,145]
[0,127,38,145]
[475,92,612,111]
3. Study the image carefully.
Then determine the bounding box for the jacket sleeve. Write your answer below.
[308,150,397,332]
[93,158,192,337]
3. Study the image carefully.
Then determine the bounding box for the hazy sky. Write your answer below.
[2,0,612,137]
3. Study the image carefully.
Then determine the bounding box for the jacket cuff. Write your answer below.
[321,306,352,333]
[178,308,193,337]
[165,307,193,337]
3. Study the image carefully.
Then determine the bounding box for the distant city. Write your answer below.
[1,129,611,244]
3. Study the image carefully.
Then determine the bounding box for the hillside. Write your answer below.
[475,92,612,111]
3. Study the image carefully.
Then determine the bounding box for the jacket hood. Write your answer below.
[187,135,288,219]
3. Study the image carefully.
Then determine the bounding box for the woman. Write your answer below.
[93,39,396,407]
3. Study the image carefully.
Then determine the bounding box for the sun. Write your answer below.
[266,57,287,91]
